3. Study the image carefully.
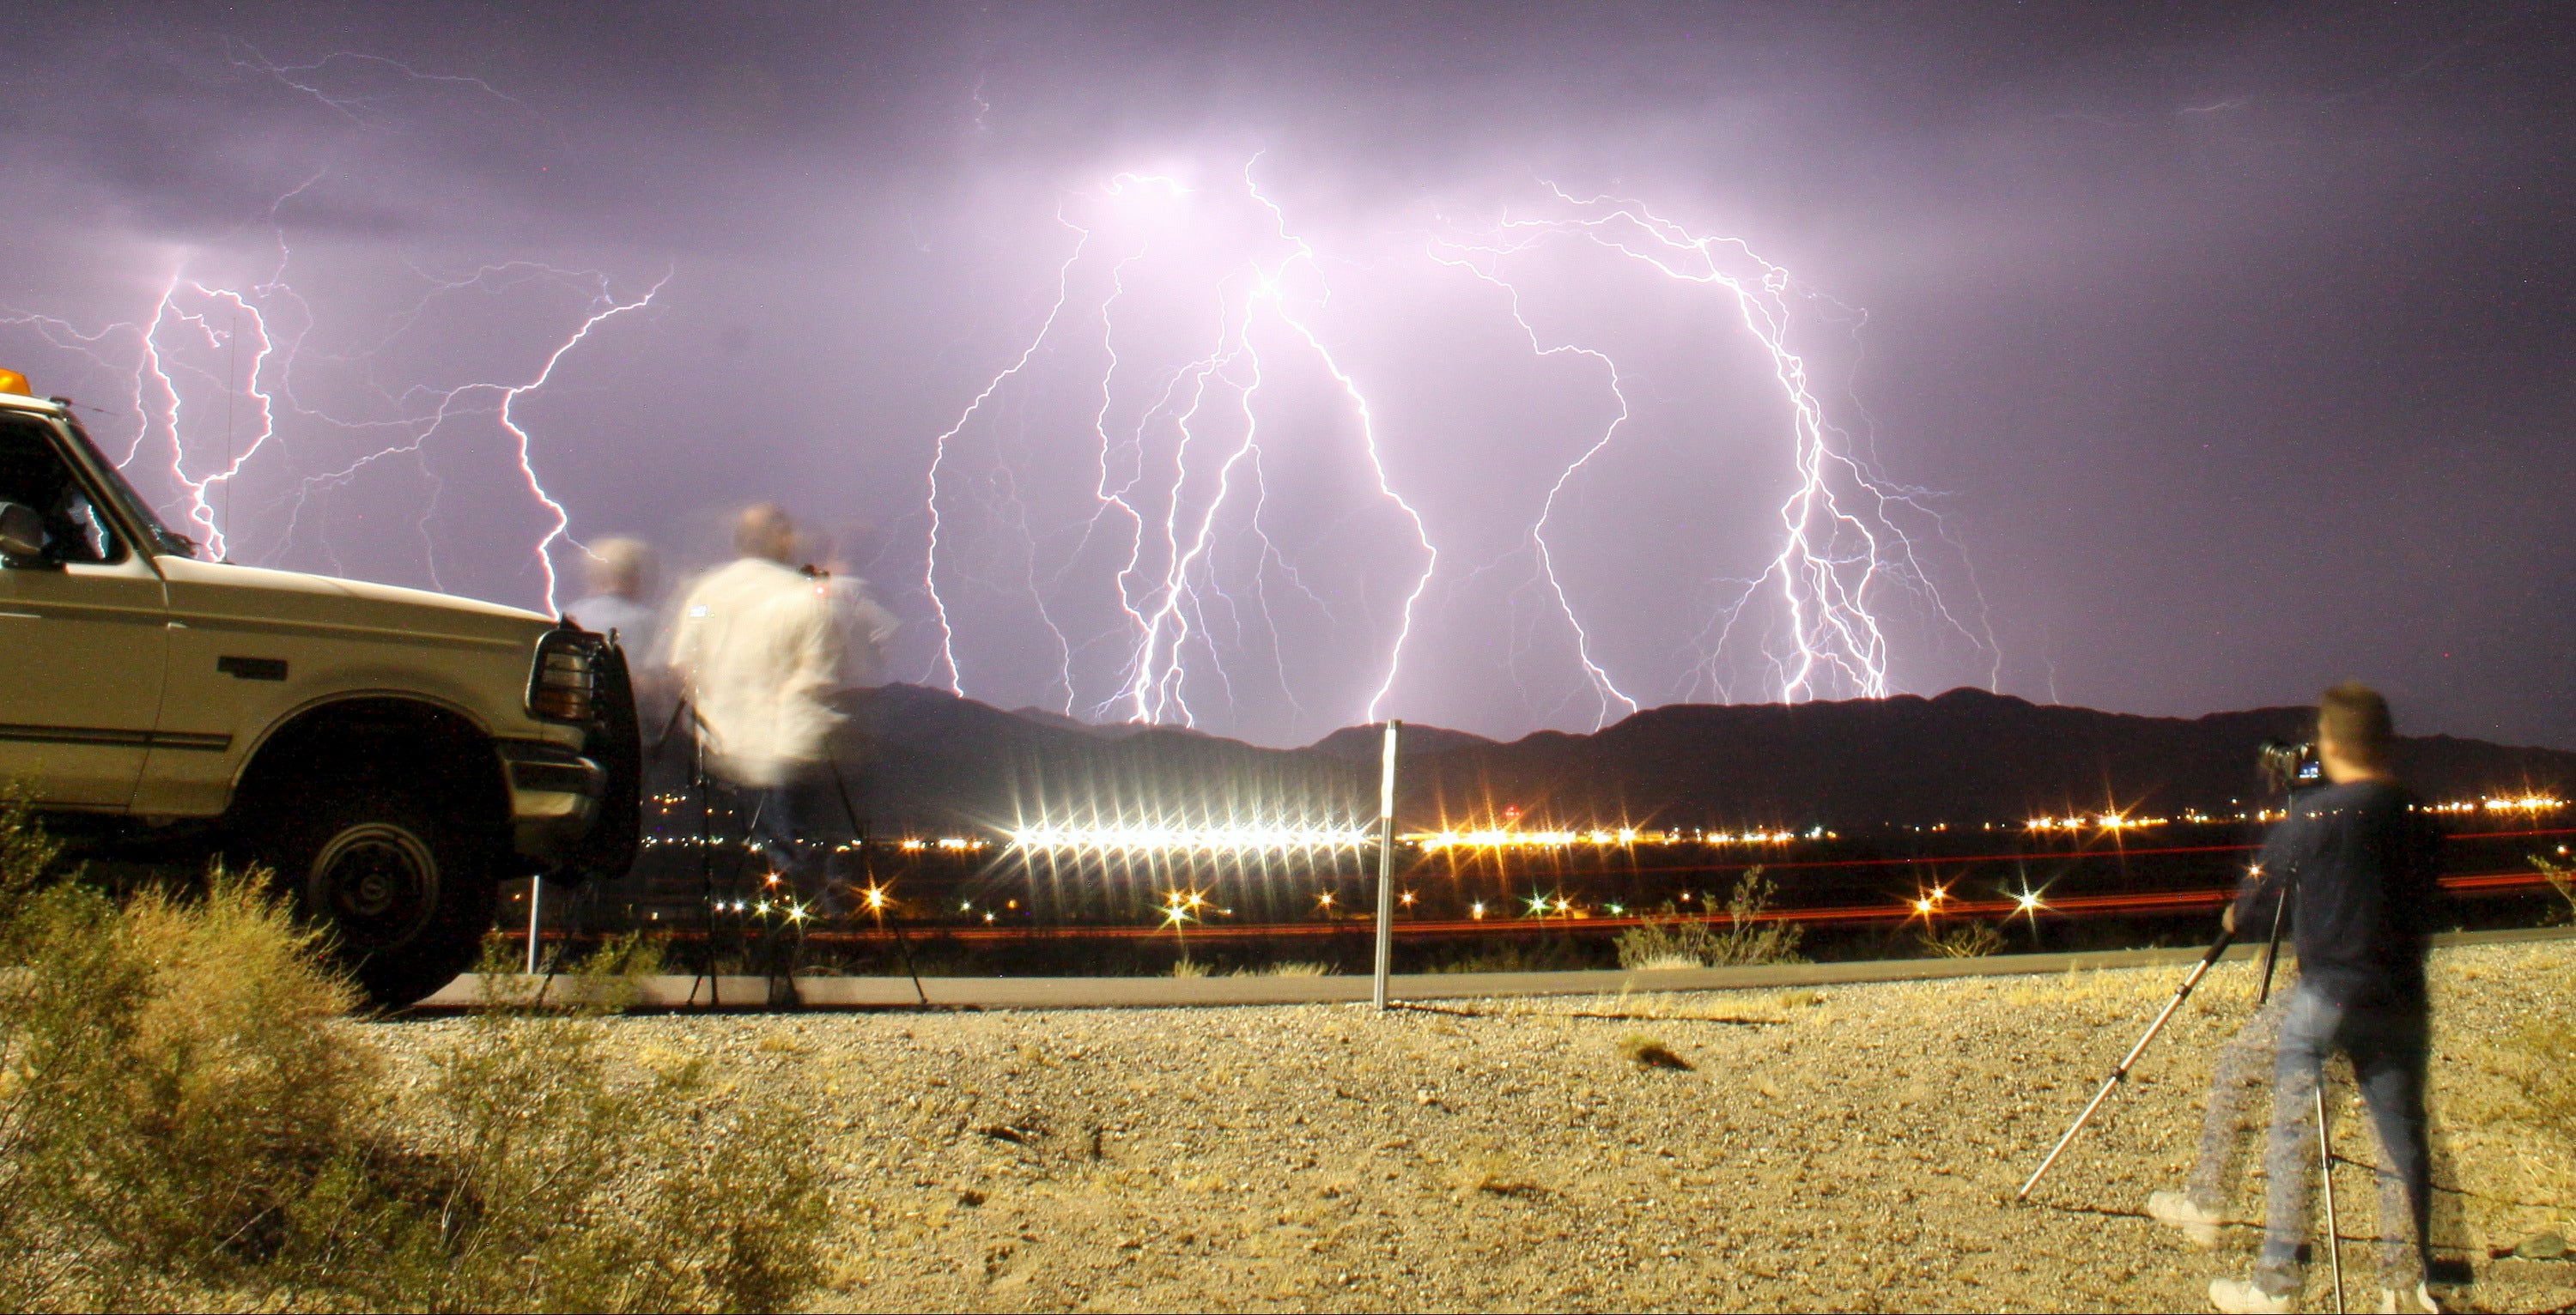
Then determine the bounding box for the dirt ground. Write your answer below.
[377,942,2576,1312]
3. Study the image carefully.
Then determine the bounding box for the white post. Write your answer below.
[1373,719,1400,1009]
[525,877,544,975]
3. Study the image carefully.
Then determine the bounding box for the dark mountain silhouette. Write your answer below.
[832,684,2574,833]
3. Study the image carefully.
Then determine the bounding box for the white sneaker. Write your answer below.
[2210,1276,2300,1313]
[2378,1282,2439,1313]
[2149,1189,2226,1248]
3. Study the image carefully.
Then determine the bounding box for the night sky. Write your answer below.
[3,3,2568,749]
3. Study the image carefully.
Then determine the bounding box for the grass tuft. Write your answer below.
[1233,960,1337,978]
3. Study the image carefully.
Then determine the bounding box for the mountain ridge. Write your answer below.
[832,684,2573,832]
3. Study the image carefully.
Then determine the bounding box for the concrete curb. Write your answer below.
[414,924,2572,1011]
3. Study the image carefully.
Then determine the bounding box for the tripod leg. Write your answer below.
[2020,928,2234,1199]
[2257,876,2291,1006]
[827,752,927,1007]
[2318,1081,2342,1313]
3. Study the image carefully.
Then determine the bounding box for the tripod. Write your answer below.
[647,694,734,1009]
[823,749,928,1008]
[2020,776,2346,1314]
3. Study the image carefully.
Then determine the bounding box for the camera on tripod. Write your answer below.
[2257,737,2321,792]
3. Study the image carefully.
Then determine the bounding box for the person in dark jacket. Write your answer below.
[2208,682,2445,1314]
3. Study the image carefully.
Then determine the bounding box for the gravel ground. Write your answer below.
[375,942,2575,1312]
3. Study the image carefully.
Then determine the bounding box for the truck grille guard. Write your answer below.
[555,623,643,885]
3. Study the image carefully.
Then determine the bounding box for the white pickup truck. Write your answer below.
[0,376,639,1006]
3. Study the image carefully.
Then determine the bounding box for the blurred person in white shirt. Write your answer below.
[821,521,899,690]
[664,505,843,897]
[564,536,659,656]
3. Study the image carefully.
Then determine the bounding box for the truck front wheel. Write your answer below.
[259,789,500,1009]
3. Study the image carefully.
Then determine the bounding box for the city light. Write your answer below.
[2008,882,2052,928]
[2025,813,2168,833]
[1413,825,1808,851]
[2422,796,2565,815]
[1160,889,1208,929]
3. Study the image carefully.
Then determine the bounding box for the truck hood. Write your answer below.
[156,556,556,646]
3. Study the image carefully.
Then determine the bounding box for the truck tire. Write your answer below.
[258,786,501,1009]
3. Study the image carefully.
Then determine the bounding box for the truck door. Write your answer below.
[0,415,169,809]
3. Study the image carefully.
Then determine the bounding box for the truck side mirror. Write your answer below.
[0,501,43,564]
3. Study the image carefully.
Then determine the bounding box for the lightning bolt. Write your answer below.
[1,48,666,615]
[7,228,665,613]
[918,163,1435,736]
[925,172,1993,738]
[922,221,1091,694]
[1431,185,1997,717]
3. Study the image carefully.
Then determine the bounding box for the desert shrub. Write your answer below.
[2531,853,2576,924]
[1918,921,2006,959]
[0,802,829,1312]
[1613,868,1805,970]
[9,872,368,1296]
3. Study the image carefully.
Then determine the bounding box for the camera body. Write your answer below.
[2257,738,2322,792]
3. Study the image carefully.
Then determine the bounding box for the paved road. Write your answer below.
[418,924,2572,1011]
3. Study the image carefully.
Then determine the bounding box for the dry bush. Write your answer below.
[0,802,828,1313]
[11,872,368,1298]
[1918,921,2006,959]
[1614,868,1805,970]
[1170,956,1211,979]
[2530,853,2576,924]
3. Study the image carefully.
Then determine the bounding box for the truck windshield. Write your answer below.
[62,420,198,559]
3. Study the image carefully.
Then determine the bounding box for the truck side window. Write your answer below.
[0,419,124,565]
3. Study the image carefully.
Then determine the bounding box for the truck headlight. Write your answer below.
[526,628,598,723]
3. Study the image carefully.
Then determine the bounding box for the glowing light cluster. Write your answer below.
[1006,822,1374,852]
[1412,825,1815,851]
[896,837,990,851]
[2421,796,2565,815]
[1417,827,1639,851]
[2024,813,2167,833]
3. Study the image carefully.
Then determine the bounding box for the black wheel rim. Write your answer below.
[308,822,439,953]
